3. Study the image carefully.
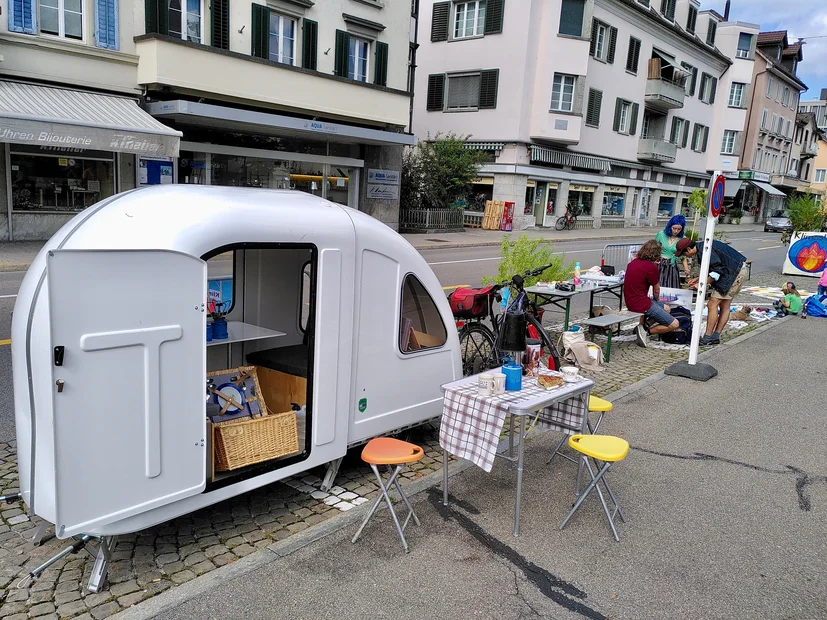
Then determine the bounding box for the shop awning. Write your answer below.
[750,181,786,196]
[147,100,416,147]
[724,181,743,197]
[529,145,612,172]
[0,81,182,156]
[465,142,505,152]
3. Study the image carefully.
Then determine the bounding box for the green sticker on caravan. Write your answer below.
[358,398,367,413]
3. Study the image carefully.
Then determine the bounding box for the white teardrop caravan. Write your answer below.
[12,185,460,544]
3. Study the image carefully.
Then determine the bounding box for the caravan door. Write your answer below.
[48,250,207,538]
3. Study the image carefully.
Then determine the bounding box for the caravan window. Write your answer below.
[399,275,447,353]
[300,261,312,332]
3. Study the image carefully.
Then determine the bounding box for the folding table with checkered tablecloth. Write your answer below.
[440,370,594,536]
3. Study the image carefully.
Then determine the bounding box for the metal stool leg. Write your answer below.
[547,434,571,465]
[390,466,420,529]
[589,458,626,523]
[352,464,413,553]
[560,461,620,540]
[582,460,622,542]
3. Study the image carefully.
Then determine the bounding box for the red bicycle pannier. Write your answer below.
[449,286,495,319]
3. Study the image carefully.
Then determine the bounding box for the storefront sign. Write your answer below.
[606,186,626,194]
[473,177,494,185]
[526,180,536,187]
[547,182,559,190]
[367,168,400,201]
[0,120,180,157]
[661,191,676,197]
[570,184,595,192]
[730,170,771,182]
[302,120,339,134]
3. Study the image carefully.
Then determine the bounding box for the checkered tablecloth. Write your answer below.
[439,373,591,472]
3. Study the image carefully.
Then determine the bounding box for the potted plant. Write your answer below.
[728,207,743,225]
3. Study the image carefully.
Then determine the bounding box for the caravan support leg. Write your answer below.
[87,536,115,593]
[31,521,51,546]
[320,458,344,492]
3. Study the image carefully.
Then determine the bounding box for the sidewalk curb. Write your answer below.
[112,315,789,620]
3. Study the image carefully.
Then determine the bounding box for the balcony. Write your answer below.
[135,36,409,128]
[644,78,686,111]
[801,142,819,158]
[637,137,677,163]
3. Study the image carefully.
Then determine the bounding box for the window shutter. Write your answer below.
[374,41,389,86]
[613,98,622,132]
[145,0,167,35]
[692,124,699,150]
[709,77,717,104]
[211,0,229,50]
[334,29,350,77]
[431,2,450,42]
[606,26,617,64]
[95,0,119,50]
[478,69,499,109]
[740,83,750,108]
[698,73,707,101]
[701,126,709,152]
[251,4,269,58]
[10,0,37,33]
[426,74,446,111]
[302,19,318,70]
[682,122,689,148]
[629,103,639,136]
[589,18,597,57]
[689,67,697,96]
[586,89,602,127]
[626,38,640,73]
[686,7,697,33]
[670,117,678,143]
[706,20,717,46]
[733,131,742,156]
[484,0,504,35]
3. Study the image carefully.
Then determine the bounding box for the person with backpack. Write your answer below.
[675,238,749,345]
[624,239,681,348]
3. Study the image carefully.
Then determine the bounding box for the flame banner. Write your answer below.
[782,232,827,277]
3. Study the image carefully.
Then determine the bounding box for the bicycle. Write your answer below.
[448,265,562,377]
[555,204,580,231]
[780,229,791,246]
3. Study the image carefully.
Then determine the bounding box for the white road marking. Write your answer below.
[428,248,603,266]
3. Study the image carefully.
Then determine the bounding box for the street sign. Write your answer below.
[710,174,725,218]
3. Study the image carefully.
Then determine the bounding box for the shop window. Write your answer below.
[399,275,447,353]
[40,0,83,39]
[348,36,370,82]
[602,192,624,216]
[9,150,114,212]
[568,189,593,215]
[269,13,296,65]
[658,196,675,215]
[169,0,202,43]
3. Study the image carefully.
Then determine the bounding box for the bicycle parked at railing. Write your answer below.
[447,265,562,377]
[555,204,581,231]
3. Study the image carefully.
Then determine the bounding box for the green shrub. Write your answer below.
[482,234,575,286]
[786,193,825,232]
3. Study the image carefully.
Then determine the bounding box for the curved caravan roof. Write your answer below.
[26,184,409,257]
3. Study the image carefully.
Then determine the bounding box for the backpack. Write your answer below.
[660,305,693,345]
[448,286,495,319]
[804,294,827,318]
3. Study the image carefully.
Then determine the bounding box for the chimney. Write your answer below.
[724,0,731,21]
[821,88,827,101]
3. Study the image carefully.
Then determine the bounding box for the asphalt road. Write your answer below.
[0,231,788,444]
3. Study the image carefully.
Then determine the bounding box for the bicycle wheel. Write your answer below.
[566,215,577,231]
[526,313,562,372]
[555,216,568,231]
[458,323,497,376]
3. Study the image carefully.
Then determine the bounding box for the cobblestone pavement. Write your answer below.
[0,306,784,619]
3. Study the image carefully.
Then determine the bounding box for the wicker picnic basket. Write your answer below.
[209,366,300,471]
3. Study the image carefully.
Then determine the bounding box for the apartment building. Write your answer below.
[1,0,416,240]
[791,112,822,189]
[807,134,827,205]
[414,0,733,229]
[799,88,827,132]
[735,30,806,221]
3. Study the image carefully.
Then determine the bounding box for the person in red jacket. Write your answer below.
[624,240,680,348]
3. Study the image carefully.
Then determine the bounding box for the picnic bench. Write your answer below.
[580,312,643,362]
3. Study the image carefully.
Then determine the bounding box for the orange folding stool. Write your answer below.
[351,437,424,553]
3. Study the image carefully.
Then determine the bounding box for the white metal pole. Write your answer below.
[687,171,721,366]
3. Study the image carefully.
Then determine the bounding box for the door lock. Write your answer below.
[56,380,64,393]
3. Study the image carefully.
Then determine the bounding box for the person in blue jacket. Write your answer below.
[675,238,749,345]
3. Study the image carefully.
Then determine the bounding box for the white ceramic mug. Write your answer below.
[478,373,494,396]
[561,366,580,382]
[492,373,506,395]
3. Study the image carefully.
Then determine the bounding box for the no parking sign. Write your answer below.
[710,174,725,219]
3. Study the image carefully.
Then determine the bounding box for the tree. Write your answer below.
[400,133,484,210]
[687,189,707,239]
[786,193,826,232]
[482,234,574,286]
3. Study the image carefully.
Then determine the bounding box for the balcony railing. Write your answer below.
[801,142,818,157]
[644,78,686,111]
[637,137,677,163]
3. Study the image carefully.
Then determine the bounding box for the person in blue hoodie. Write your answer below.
[675,238,749,345]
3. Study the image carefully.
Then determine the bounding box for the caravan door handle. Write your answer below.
[55,379,64,393]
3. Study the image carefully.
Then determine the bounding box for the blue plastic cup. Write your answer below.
[503,363,523,391]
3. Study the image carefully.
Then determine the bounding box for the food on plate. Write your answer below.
[537,374,564,389]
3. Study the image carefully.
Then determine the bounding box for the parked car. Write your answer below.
[764,210,793,233]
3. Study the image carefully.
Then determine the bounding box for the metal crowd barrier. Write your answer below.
[601,243,643,275]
